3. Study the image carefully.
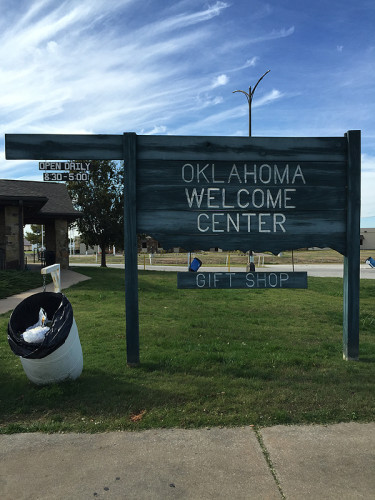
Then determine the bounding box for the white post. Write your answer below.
[41,264,61,293]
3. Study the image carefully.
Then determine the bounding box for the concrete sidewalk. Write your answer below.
[1,423,374,499]
[0,269,91,315]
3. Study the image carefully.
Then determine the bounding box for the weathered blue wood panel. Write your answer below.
[137,185,346,211]
[343,130,361,360]
[123,133,140,366]
[6,134,347,162]
[5,134,123,160]
[141,232,346,255]
[137,136,347,162]
[135,136,348,254]
[137,210,346,233]
[177,271,308,289]
[137,160,347,188]
[136,210,346,254]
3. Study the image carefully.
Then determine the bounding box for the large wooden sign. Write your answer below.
[5,131,361,363]
[135,136,348,254]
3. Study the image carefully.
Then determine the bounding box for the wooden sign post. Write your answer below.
[5,130,361,362]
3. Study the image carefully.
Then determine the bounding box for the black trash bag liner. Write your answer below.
[8,292,73,359]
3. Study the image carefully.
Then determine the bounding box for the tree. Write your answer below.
[66,160,124,267]
[25,224,43,247]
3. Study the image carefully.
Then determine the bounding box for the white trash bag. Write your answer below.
[22,308,50,344]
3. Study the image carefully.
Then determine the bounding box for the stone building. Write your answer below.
[138,235,160,253]
[0,179,81,270]
[360,228,375,250]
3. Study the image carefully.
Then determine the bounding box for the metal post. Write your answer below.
[18,200,24,270]
[292,249,295,272]
[233,70,270,137]
[233,70,271,268]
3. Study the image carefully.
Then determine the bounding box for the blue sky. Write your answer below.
[1,0,374,225]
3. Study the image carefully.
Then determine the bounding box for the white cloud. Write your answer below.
[172,104,247,135]
[212,74,229,88]
[253,89,283,107]
[141,125,168,135]
[226,58,259,73]
[0,3,214,135]
[248,26,295,44]
[212,96,224,105]
[47,41,58,53]
[244,57,259,68]
[141,1,229,36]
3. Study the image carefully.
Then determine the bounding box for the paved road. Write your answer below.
[70,262,375,279]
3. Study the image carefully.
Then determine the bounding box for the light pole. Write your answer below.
[233,69,270,137]
[233,70,271,270]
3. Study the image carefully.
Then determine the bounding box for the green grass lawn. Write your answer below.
[0,270,51,299]
[0,267,374,433]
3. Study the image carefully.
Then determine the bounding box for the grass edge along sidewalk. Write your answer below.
[0,270,52,300]
[0,267,374,434]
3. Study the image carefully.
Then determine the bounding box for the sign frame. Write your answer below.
[5,130,361,362]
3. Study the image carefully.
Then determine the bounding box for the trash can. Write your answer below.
[8,292,83,385]
[189,257,202,272]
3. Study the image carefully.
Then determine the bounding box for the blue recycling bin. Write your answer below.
[189,257,202,272]
[366,257,375,268]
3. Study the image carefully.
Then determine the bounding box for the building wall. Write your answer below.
[361,228,375,250]
[45,219,69,269]
[0,214,69,270]
[79,243,98,255]
[55,219,69,269]
[0,207,5,250]
[138,236,159,253]
[45,221,56,253]
[1,205,21,269]
[0,207,6,269]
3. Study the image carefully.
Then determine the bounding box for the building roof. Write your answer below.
[0,179,81,223]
